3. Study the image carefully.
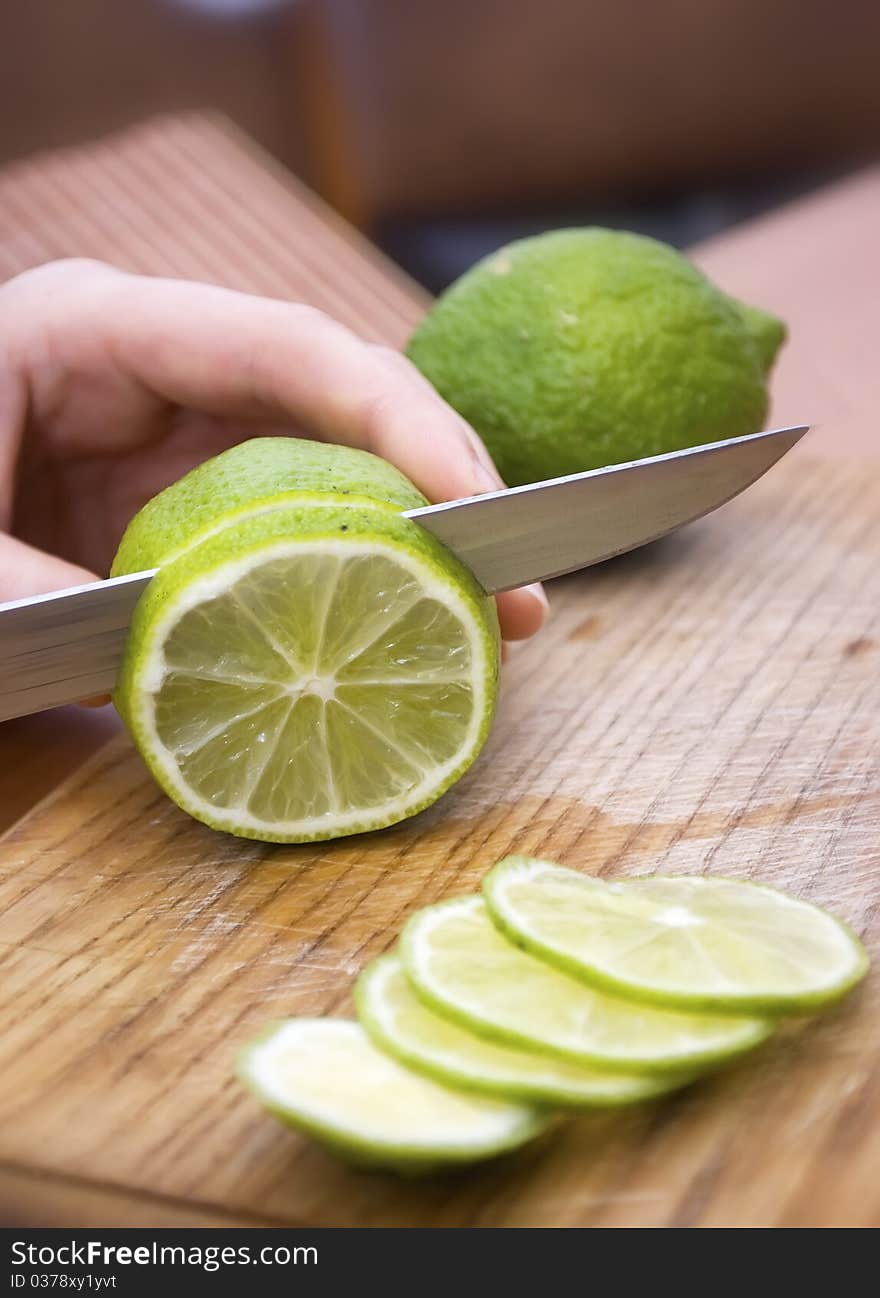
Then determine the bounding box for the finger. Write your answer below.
[9,264,548,638]
[0,372,26,529]
[60,272,503,503]
[496,584,550,641]
[95,278,550,634]
[0,532,97,602]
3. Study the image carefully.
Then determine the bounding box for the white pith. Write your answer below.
[245,1019,531,1149]
[132,537,491,837]
[157,493,395,568]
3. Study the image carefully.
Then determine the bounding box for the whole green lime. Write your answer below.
[406,229,786,486]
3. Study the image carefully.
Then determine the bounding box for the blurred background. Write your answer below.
[1,0,879,289]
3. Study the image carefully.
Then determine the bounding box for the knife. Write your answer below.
[0,424,807,721]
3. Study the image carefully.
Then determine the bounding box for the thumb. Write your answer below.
[0,533,98,602]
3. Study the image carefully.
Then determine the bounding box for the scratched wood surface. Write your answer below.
[0,117,878,1228]
[2,449,878,1228]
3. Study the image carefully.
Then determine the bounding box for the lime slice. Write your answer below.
[356,954,693,1106]
[485,859,869,1013]
[237,1018,546,1172]
[112,436,428,574]
[114,499,499,842]
[401,897,771,1072]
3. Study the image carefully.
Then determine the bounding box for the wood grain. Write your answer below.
[692,164,880,462]
[1,448,878,1227]
[0,116,878,1227]
[0,1164,268,1230]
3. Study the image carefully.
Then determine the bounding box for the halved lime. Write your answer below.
[485,859,869,1013]
[237,1018,546,1172]
[401,897,771,1072]
[356,954,693,1106]
[114,487,499,843]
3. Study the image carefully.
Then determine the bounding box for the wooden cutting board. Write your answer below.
[1,447,878,1228]
[0,117,878,1228]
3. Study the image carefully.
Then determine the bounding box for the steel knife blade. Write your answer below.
[0,424,807,720]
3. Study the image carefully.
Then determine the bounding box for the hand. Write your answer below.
[0,260,548,649]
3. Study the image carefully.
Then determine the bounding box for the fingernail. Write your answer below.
[525,582,550,615]
[473,459,504,494]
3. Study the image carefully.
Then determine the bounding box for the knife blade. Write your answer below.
[0,424,807,721]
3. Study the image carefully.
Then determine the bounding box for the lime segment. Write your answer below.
[237,1018,546,1172]
[357,955,693,1106]
[401,896,771,1072]
[484,859,869,1012]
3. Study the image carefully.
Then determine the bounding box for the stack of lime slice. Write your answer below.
[238,860,867,1173]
